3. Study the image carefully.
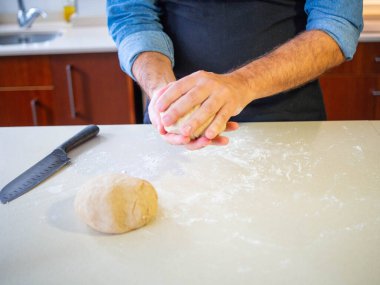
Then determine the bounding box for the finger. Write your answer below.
[210,135,229,146]
[204,104,233,139]
[185,137,212,151]
[155,84,171,97]
[225,121,239,132]
[158,123,167,135]
[181,95,224,137]
[148,103,163,132]
[156,77,195,113]
[162,133,191,145]
[160,85,205,128]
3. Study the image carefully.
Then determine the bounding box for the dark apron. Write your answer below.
[144,0,326,123]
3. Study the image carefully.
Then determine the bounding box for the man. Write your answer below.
[107,0,363,150]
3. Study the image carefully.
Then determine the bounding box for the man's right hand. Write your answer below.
[133,51,239,150]
[149,85,239,150]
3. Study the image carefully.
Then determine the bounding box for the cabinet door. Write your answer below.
[373,80,380,120]
[0,90,54,126]
[0,56,52,87]
[50,53,135,125]
[320,42,380,120]
[0,55,54,126]
[319,75,378,120]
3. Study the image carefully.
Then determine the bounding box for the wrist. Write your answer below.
[132,52,176,99]
[227,69,257,108]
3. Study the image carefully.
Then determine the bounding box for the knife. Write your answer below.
[0,125,100,204]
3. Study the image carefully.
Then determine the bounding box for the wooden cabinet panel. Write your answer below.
[320,75,379,120]
[371,79,380,120]
[50,53,135,125]
[0,55,54,127]
[0,90,54,126]
[0,56,52,86]
[325,42,380,75]
[0,53,135,126]
[320,42,380,120]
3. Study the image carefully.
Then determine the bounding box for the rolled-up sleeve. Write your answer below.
[107,0,174,80]
[305,0,363,60]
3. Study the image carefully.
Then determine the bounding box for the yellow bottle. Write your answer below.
[63,0,76,22]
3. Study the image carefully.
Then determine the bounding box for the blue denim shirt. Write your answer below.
[107,0,363,80]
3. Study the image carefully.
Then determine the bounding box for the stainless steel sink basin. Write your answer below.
[0,31,61,45]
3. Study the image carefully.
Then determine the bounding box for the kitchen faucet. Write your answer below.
[17,0,47,28]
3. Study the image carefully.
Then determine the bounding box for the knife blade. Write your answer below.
[0,125,100,204]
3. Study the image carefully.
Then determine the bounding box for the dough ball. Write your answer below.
[161,105,214,139]
[74,174,158,234]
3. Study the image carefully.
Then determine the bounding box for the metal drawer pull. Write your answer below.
[66,64,77,119]
[375,57,380,62]
[30,98,38,126]
[372,90,380,96]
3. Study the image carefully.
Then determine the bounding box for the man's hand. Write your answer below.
[155,71,251,140]
[135,31,344,150]
[150,85,240,150]
[153,30,345,144]
[132,52,241,150]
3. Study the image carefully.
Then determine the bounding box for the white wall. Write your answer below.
[0,0,107,17]
[0,0,378,17]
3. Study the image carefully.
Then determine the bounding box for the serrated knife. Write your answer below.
[0,125,100,204]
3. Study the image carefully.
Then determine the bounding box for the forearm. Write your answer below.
[107,0,174,80]
[132,52,176,99]
[232,30,345,104]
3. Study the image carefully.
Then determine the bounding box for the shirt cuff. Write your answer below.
[117,30,175,81]
[306,13,363,60]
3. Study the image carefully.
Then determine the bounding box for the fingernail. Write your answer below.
[206,130,215,139]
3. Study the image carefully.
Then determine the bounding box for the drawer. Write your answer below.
[0,55,52,87]
[0,90,54,126]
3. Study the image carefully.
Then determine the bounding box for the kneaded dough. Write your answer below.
[74,173,158,234]
[161,105,214,139]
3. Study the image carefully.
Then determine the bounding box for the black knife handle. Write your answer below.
[58,125,100,153]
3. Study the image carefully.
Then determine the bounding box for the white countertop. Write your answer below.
[0,22,117,56]
[0,19,379,57]
[0,121,380,284]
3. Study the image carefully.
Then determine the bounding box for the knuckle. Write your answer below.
[190,116,203,128]
[219,111,229,121]
[202,103,215,114]
[220,85,230,94]
[194,70,214,82]
[196,70,207,76]
[188,90,200,105]
[169,107,181,119]
[201,98,218,115]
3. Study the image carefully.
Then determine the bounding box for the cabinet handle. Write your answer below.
[375,57,380,63]
[66,64,77,119]
[30,98,39,126]
[372,90,380,96]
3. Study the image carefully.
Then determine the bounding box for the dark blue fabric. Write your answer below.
[144,0,326,123]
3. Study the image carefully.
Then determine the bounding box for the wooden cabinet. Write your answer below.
[0,90,54,126]
[320,42,380,120]
[0,53,135,127]
[0,56,55,126]
[50,53,135,125]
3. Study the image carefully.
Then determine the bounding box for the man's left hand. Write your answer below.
[155,70,252,140]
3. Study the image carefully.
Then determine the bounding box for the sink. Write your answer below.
[0,31,62,45]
